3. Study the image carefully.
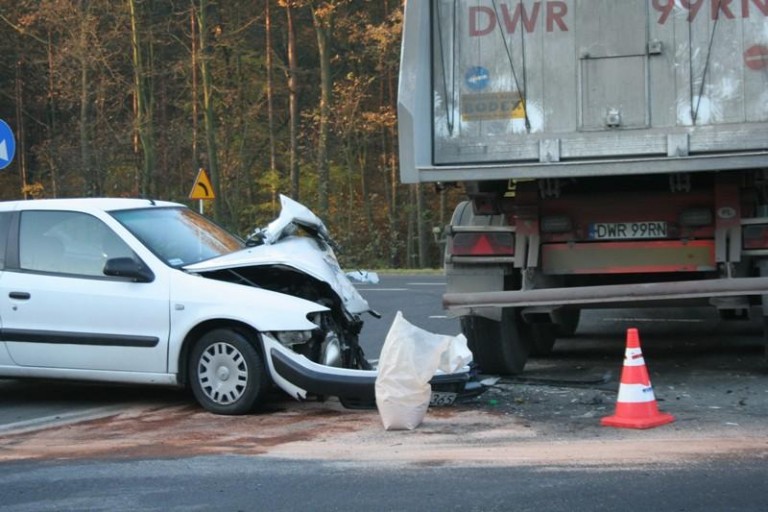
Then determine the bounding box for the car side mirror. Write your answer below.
[103,257,155,283]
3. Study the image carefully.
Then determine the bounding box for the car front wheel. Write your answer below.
[189,328,269,415]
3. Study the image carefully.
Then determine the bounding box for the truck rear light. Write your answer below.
[541,215,573,233]
[743,225,768,249]
[679,208,712,227]
[451,232,515,256]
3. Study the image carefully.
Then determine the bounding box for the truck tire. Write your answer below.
[555,308,581,338]
[529,323,558,357]
[528,308,579,357]
[461,308,531,375]
[763,317,768,361]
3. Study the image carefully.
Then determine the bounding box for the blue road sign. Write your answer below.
[0,120,16,170]
[465,66,490,91]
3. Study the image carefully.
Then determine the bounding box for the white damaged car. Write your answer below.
[0,196,470,414]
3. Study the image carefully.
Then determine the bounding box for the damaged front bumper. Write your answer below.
[262,335,483,409]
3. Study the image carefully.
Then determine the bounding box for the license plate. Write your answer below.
[588,221,667,240]
[430,391,457,407]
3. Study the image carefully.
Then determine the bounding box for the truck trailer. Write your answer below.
[398,0,768,373]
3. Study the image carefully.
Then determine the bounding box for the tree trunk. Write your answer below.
[78,1,91,196]
[416,183,427,268]
[197,0,223,221]
[190,3,199,173]
[46,30,58,198]
[265,0,279,214]
[286,2,300,201]
[406,185,416,268]
[78,53,90,195]
[311,2,331,218]
[359,147,373,236]
[129,0,155,198]
[15,58,28,198]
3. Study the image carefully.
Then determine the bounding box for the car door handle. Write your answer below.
[9,292,31,300]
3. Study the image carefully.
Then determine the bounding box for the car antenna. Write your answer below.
[139,196,156,206]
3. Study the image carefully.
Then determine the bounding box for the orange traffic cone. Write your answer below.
[601,328,675,429]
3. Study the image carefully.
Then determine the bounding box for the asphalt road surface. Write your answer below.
[354,272,462,358]
[1,455,766,512]
[1,273,767,511]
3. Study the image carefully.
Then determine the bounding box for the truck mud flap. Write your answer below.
[264,335,478,409]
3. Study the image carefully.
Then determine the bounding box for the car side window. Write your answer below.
[0,212,12,270]
[19,210,136,277]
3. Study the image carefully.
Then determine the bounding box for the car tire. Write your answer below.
[189,328,269,415]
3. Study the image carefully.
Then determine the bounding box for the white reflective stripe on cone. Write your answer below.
[623,347,645,367]
[616,383,656,403]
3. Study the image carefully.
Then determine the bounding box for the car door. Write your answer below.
[0,211,13,367]
[0,209,171,374]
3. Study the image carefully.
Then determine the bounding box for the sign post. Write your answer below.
[0,119,16,171]
[189,168,215,214]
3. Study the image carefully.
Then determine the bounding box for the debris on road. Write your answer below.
[345,270,380,284]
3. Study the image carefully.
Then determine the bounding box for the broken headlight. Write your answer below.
[274,330,314,346]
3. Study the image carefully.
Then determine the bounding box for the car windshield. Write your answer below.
[111,207,244,267]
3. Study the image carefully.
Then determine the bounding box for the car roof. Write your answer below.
[0,197,184,213]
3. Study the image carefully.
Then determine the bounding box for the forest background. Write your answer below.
[0,0,462,269]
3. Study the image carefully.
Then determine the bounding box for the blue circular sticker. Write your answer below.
[465,66,490,91]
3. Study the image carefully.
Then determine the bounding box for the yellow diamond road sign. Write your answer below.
[189,168,215,200]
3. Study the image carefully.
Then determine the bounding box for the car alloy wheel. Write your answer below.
[189,328,268,415]
[197,341,249,405]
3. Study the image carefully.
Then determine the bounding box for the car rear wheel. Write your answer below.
[189,328,269,415]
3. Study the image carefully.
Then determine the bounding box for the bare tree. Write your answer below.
[281,0,300,201]
[195,0,223,221]
[265,0,279,213]
[129,0,156,197]
[309,0,334,218]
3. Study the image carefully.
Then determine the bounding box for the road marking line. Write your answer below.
[602,317,704,323]
[357,288,409,292]
[0,405,125,435]
[406,282,446,286]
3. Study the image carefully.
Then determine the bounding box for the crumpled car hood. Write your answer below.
[184,238,371,315]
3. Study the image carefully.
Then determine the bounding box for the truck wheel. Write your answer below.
[763,317,768,361]
[189,328,270,415]
[555,308,581,338]
[529,323,557,357]
[461,308,531,375]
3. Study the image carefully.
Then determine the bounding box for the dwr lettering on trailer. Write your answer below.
[469,1,569,36]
